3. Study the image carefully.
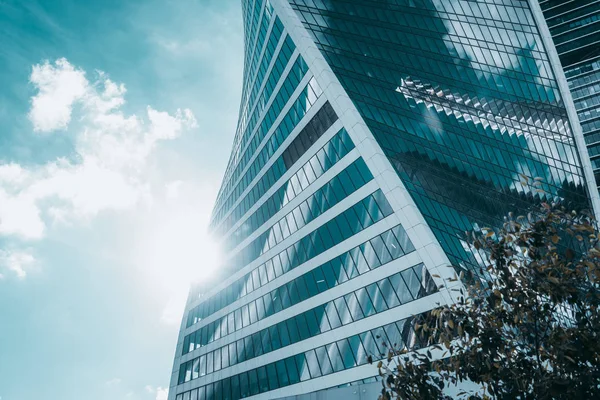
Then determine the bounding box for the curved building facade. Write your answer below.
[168,1,599,399]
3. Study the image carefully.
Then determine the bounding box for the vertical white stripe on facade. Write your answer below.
[529,0,600,220]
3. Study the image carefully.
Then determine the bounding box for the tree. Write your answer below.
[373,205,600,399]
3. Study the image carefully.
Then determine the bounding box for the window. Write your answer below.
[305,350,322,378]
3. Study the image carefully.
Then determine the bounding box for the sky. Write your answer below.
[0,1,242,399]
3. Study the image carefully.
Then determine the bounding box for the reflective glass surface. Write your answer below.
[541,1,600,190]
[184,224,415,353]
[171,1,599,399]
[188,127,355,308]
[175,312,429,400]
[179,262,434,384]
[288,0,594,271]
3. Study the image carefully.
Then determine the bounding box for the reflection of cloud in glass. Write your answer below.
[397,77,571,142]
[397,76,583,190]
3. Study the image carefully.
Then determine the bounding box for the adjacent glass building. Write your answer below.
[168,1,599,399]
[539,0,600,190]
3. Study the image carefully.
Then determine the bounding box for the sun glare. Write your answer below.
[136,207,223,297]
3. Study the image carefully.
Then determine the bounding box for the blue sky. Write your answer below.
[0,1,242,399]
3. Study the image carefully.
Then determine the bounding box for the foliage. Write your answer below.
[373,205,600,399]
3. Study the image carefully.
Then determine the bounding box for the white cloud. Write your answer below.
[105,378,122,387]
[0,58,197,251]
[28,58,88,132]
[0,188,45,239]
[145,386,168,400]
[160,291,186,326]
[0,249,36,279]
[156,387,168,400]
[165,180,183,200]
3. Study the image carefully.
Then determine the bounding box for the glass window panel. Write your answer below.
[287,317,301,343]
[270,325,281,350]
[366,282,388,313]
[279,284,292,309]
[312,267,328,293]
[295,275,310,301]
[279,322,291,347]
[325,301,342,329]
[286,356,300,384]
[360,330,382,359]
[374,322,398,352]
[184,361,192,382]
[199,354,206,377]
[256,296,266,321]
[288,280,300,305]
[237,339,246,363]
[222,378,231,400]
[229,343,237,366]
[305,349,322,378]
[297,312,312,340]
[377,277,401,308]
[262,328,272,354]
[195,330,202,350]
[252,332,263,357]
[239,373,249,398]
[192,358,199,380]
[267,363,280,390]
[230,375,240,400]
[350,334,368,366]
[178,365,186,384]
[263,293,274,317]
[321,262,338,288]
[244,335,254,360]
[395,319,410,351]
[276,359,290,387]
[341,253,359,280]
[296,354,311,381]
[316,304,332,332]
[361,241,381,269]
[315,345,333,375]
[257,366,269,393]
[337,338,356,369]
[344,292,365,321]
[248,369,260,396]
[406,265,426,298]
[397,270,417,302]
[382,229,404,259]
[393,225,415,253]
[183,335,190,355]
[305,308,321,336]
[370,236,393,265]
[327,342,345,372]
[272,290,283,313]
[248,301,258,324]
[350,246,370,274]
[206,351,214,374]
[355,287,376,317]
[334,297,353,325]
[234,309,243,329]
[227,312,235,334]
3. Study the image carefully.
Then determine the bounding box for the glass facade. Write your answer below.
[168,1,596,399]
[287,0,594,272]
[539,0,600,189]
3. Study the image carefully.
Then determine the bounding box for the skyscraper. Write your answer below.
[168,1,599,399]
[538,0,600,190]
